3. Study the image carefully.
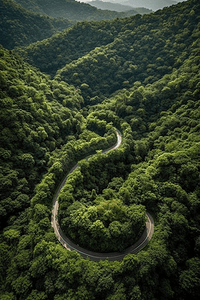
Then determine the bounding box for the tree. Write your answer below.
[0,243,11,286]
[179,258,200,298]
[3,229,20,245]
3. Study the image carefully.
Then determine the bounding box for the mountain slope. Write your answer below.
[122,0,184,11]
[54,0,199,102]
[88,0,152,13]
[15,18,127,75]
[13,0,140,21]
[1,1,200,300]
[0,44,85,226]
[1,15,200,298]
[16,0,198,84]
[0,0,73,49]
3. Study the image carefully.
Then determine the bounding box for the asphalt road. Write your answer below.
[51,130,154,261]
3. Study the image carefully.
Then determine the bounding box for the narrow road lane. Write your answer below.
[51,130,154,261]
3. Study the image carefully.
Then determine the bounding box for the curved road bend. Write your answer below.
[51,130,154,261]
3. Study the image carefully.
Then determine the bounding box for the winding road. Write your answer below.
[51,130,154,261]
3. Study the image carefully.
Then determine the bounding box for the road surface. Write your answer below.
[51,130,154,261]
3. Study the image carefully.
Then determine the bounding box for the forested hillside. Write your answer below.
[55,0,199,102]
[0,0,74,49]
[16,18,129,76]
[16,0,199,100]
[0,0,200,299]
[13,0,140,21]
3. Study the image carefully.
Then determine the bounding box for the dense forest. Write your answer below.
[15,0,199,90]
[13,0,141,21]
[0,0,74,49]
[0,0,200,299]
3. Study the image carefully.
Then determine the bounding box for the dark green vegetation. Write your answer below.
[17,0,199,97]
[0,0,200,299]
[0,0,74,49]
[13,0,140,21]
[58,159,146,252]
[55,0,199,102]
[16,19,124,77]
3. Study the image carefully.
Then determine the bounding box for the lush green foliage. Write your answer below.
[58,127,146,252]
[0,0,73,49]
[13,0,140,21]
[0,0,200,299]
[0,46,117,228]
[16,19,123,76]
[60,197,146,252]
[0,45,81,227]
[55,0,199,101]
[17,0,199,101]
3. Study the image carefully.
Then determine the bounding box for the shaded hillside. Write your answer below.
[0,45,83,227]
[16,0,199,84]
[15,18,127,75]
[81,34,200,298]
[1,11,200,297]
[13,0,139,21]
[0,1,200,300]
[0,45,118,228]
[0,0,73,49]
[89,0,152,13]
[88,31,200,140]
[55,0,199,102]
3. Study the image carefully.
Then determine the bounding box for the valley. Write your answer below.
[0,0,200,299]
